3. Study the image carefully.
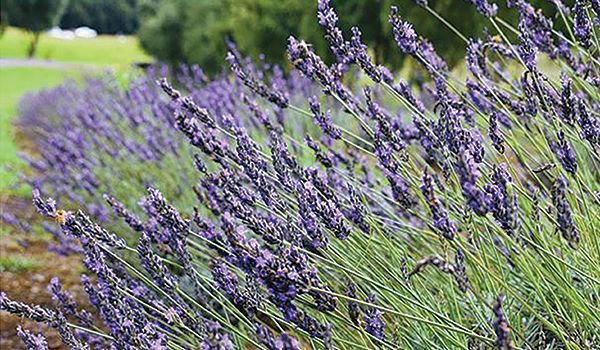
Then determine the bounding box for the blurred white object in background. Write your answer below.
[74,27,98,38]
[47,27,75,40]
[47,26,98,40]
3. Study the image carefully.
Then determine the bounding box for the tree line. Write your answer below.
[1,0,561,70]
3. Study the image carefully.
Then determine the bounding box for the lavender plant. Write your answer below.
[2,0,599,349]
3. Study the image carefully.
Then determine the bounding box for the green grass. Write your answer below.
[0,27,151,65]
[0,255,40,273]
[0,67,84,195]
[0,27,152,196]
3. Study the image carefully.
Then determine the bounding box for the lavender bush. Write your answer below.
[2,0,599,349]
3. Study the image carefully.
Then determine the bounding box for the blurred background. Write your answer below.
[0,0,563,195]
[0,0,563,348]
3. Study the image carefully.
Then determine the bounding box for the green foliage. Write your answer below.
[0,27,150,196]
[181,0,233,74]
[1,0,68,33]
[0,66,81,196]
[137,0,186,66]
[0,11,7,37]
[1,0,69,56]
[138,0,562,75]
[59,0,139,34]
[0,255,40,273]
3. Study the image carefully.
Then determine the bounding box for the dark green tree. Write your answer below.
[0,9,7,38]
[0,12,8,38]
[60,0,139,34]
[138,0,187,66]
[138,0,560,75]
[2,0,69,57]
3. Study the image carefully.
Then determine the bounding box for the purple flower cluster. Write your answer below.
[551,176,580,246]
[16,326,49,350]
[255,324,301,350]
[573,0,593,48]
[485,164,520,237]
[389,7,418,54]
[548,130,578,174]
[0,292,89,349]
[363,292,386,341]
[469,0,498,17]
[308,95,342,139]
[421,169,457,240]
[492,294,513,350]
[201,321,234,350]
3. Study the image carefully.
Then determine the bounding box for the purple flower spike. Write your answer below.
[453,249,470,293]
[226,51,289,109]
[317,0,349,63]
[363,292,386,341]
[16,325,49,350]
[346,282,360,325]
[577,100,600,146]
[32,188,57,218]
[0,293,89,350]
[518,20,539,70]
[486,165,520,236]
[1,212,32,232]
[201,321,234,350]
[256,324,301,350]
[308,96,342,139]
[62,210,126,249]
[489,111,506,154]
[468,0,498,17]
[137,230,178,292]
[275,333,301,350]
[573,0,593,48]
[103,194,145,231]
[456,150,489,216]
[211,259,260,317]
[389,7,418,54]
[288,36,335,93]
[515,2,556,57]
[256,324,277,349]
[48,277,77,316]
[552,176,580,247]
[549,130,578,174]
[421,169,457,240]
[349,26,383,81]
[492,294,513,350]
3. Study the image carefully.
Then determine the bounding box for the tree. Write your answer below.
[60,0,139,35]
[2,0,69,57]
[138,0,187,66]
[138,0,560,76]
[137,0,484,75]
[0,9,7,38]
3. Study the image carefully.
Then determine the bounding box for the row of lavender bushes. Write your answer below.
[2,0,599,349]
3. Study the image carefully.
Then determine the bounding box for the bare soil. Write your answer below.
[1,196,88,349]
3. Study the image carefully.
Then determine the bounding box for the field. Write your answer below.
[0,67,82,196]
[1,2,599,349]
[0,27,151,196]
[0,27,151,349]
[0,27,151,65]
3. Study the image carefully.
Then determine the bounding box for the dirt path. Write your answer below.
[1,196,89,349]
[0,58,98,69]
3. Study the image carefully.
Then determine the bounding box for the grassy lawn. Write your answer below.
[0,27,151,65]
[0,27,151,196]
[0,67,84,195]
